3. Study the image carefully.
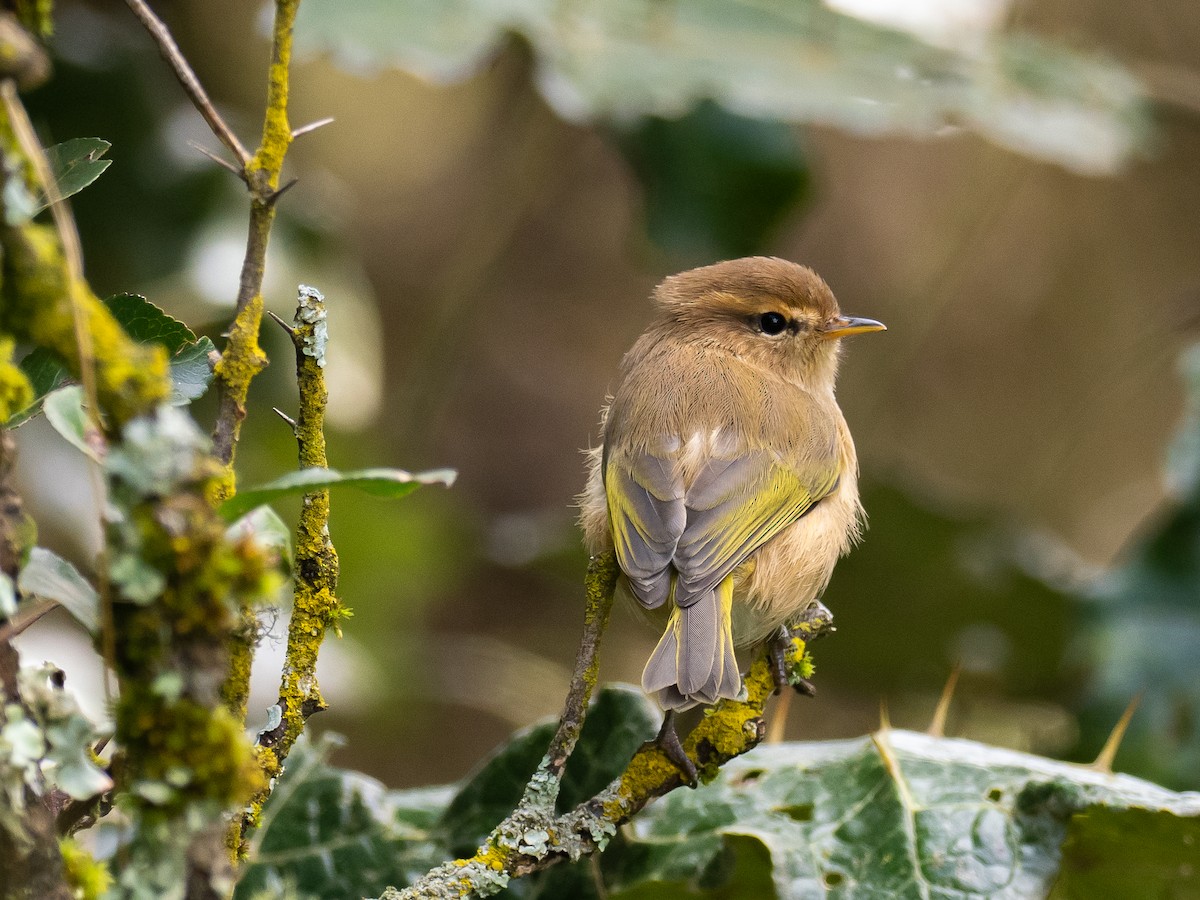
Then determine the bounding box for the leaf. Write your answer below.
[105,293,198,354]
[219,466,458,521]
[105,294,215,405]
[17,547,99,633]
[616,100,810,262]
[234,737,454,900]
[5,347,70,427]
[168,335,216,405]
[598,730,1200,898]
[238,716,1200,898]
[294,0,1151,174]
[38,138,113,211]
[41,386,101,462]
[437,685,656,857]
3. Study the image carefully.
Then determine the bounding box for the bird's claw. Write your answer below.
[656,710,698,787]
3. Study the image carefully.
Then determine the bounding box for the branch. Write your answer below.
[236,285,342,852]
[383,563,833,899]
[208,0,301,488]
[123,0,251,171]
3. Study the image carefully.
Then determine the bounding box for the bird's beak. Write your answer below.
[820,316,887,340]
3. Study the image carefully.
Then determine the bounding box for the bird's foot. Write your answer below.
[655,710,698,787]
[767,606,833,696]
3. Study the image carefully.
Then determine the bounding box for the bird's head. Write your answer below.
[652,257,885,389]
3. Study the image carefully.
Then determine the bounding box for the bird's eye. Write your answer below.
[757,312,789,336]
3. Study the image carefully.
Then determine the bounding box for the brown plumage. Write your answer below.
[580,257,884,710]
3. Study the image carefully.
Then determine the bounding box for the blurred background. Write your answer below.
[11,0,1200,793]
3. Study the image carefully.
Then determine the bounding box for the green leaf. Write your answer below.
[226,504,294,572]
[219,466,457,521]
[38,138,113,211]
[436,686,656,856]
[5,348,70,427]
[238,721,1200,898]
[104,294,215,405]
[616,100,809,262]
[596,730,1200,898]
[234,737,454,900]
[105,293,197,354]
[41,386,100,461]
[17,547,99,633]
[1051,805,1200,898]
[168,335,216,405]
[295,0,1151,174]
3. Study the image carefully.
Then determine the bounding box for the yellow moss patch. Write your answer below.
[60,838,112,900]
[0,336,33,420]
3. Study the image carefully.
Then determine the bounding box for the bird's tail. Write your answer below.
[642,575,740,710]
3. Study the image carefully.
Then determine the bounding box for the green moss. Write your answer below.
[59,838,112,900]
[0,336,33,420]
[0,225,169,425]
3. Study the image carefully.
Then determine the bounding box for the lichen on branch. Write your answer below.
[237,284,344,852]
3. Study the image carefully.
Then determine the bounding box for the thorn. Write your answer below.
[266,177,299,205]
[1091,694,1142,774]
[766,687,793,744]
[878,698,891,733]
[188,140,244,178]
[266,309,295,334]
[272,407,298,431]
[927,662,962,738]
[291,116,334,139]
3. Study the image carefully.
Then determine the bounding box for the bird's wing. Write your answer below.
[605,448,685,608]
[672,448,839,606]
[605,438,840,611]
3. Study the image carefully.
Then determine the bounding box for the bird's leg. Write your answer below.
[655,709,698,787]
[768,625,816,697]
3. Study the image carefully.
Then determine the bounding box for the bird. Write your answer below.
[579,257,884,752]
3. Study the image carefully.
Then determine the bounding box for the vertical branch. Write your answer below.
[209,0,299,496]
[237,285,342,851]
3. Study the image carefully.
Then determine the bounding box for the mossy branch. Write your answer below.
[382,559,832,899]
[236,285,343,853]
[128,0,302,499]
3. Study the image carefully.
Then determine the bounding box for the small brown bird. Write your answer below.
[580,257,884,719]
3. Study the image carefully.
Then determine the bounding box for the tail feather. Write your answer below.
[642,575,741,710]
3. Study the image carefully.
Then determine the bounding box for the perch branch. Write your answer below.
[235,285,343,853]
[382,563,832,899]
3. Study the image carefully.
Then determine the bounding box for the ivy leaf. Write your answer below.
[17,547,99,633]
[234,737,453,900]
[41,386,101,462]
[36,138,112,211]
[219,466,457,521]
[230,706,1200,898]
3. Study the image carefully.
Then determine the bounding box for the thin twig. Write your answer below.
[124,0,251,170]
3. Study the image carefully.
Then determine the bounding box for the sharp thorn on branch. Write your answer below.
[266,309,295,335]
[266,177,300,206]
[291,116,334,139]
[272,407,298,431]
[187,140,245,178]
